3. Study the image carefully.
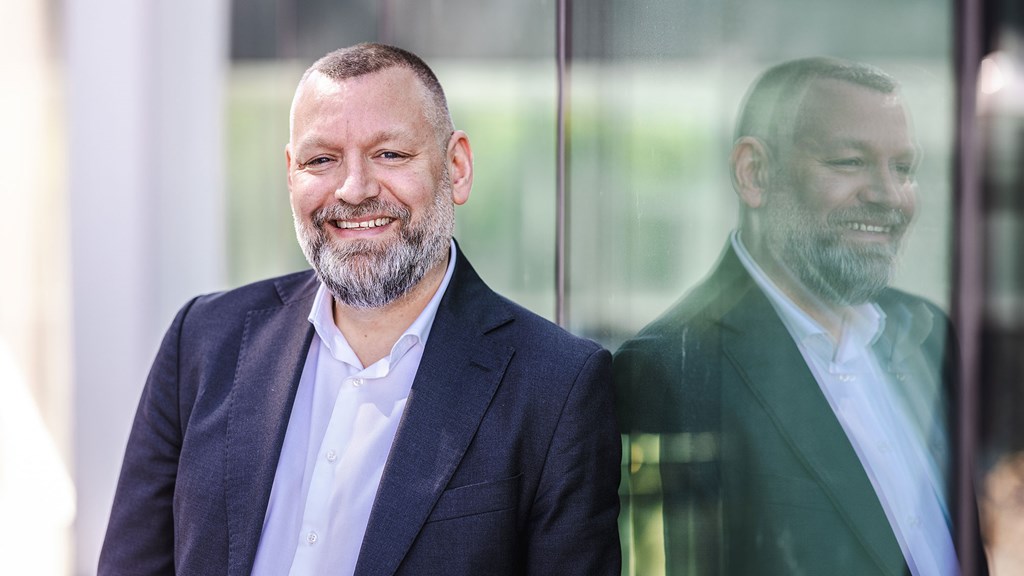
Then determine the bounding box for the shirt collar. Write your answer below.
[731,230,883,359]
[307,239,458,369]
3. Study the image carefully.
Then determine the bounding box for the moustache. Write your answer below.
[827,206,910,229]
[310,198,411,229]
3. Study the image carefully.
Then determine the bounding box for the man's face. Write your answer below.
[761,78,919,305]
[286,67,456,309]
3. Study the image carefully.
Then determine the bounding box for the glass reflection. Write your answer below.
[615,58,959,576]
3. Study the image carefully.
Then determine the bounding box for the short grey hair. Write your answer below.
[734,57,899,149]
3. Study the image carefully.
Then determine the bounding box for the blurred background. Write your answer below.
[1,0,1023,574]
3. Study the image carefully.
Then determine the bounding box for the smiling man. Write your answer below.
[99,43,620,576]
[615,58,961,575]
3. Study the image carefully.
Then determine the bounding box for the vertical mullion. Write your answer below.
[556,0,571,327]
[953,0,984,573]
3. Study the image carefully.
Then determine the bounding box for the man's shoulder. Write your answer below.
[878,286,948,317]
[444,250,604,365]
[877,287,955,352]
[173,269,317,334]
[191,270,316,309]
[619,253,759,355]
[610,254,758,431]
[499,292,603,357]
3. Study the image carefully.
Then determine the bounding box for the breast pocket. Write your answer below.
[426,474,522,523]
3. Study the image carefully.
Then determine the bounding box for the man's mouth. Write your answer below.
[831,208,909,238]
[332,217,395,230]
[843,222,893,234]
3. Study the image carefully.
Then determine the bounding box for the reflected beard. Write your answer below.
[764,197,907,306]
[293,171,454,309]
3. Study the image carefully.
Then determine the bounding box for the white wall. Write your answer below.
[66,1,230,572]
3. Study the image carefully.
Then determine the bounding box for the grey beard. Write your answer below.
[765,203,906,306]
[294,178,454,309]
[786,233,897,305]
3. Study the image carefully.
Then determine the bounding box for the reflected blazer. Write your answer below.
[614,244,957,576]
[99,247,621,576]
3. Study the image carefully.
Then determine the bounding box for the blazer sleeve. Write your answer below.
[525,346,622,575]
[97,299,196,576]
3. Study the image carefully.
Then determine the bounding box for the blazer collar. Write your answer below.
[273,268,321,305]
[226,271,318,575]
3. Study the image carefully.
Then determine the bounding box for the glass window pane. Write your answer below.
[567,2,962,574]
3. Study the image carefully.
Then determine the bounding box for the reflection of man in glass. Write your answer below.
[615,58,960,575]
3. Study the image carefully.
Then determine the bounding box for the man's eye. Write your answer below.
[302,157,332,168]
[828,158,864,168]
[893,162,915,177]
[378,151,405,160]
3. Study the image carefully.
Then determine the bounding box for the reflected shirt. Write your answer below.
[250,240,457,576]
[731,230,958,576]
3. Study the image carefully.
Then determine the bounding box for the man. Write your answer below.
[615,58,960,575]
[99,43,620,576]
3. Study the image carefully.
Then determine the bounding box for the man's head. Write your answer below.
[286,43,473,309]
[731,58,918,306]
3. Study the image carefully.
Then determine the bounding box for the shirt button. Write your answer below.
[351,378,363,387]
[326,449,337,463]
[307,531,318,544]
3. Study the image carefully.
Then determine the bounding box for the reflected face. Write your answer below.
[286,67,455,308]
[762,79,919,305]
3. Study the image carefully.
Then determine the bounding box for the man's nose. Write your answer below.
[335,159,380,204]
[861,163,915,209]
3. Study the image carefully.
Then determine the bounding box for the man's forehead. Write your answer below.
[299,66,422,102]
[798,79,905,122]
[791,78,912,143]
[290,66,432,136]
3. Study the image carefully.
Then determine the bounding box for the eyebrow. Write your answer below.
[295,128,419,153]
[811,137,918,157]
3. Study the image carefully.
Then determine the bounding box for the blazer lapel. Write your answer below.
[225,274,317,576]
[719,288,906,576]
[354,251,514,576]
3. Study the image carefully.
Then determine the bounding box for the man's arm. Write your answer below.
[526,346,621,575]
[98,300,196,576]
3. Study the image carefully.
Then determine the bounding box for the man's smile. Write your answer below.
[844,222,891,234]
[332,217,396,230]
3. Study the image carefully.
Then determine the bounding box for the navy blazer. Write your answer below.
[99,248,621,575]
[615,244,957,576]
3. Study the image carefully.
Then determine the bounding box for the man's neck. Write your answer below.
[332,257,449,368]
[790,292,854,344]
[768,268,848,342]
[740,232,850,342]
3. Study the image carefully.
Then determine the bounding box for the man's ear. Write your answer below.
[730,136,771,209]
[447,130,473,206]
[285,144,294,188]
